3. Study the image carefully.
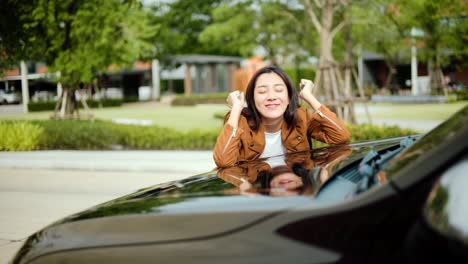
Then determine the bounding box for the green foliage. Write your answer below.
[353,1,412,67]
[0,0,37,70]
[451,90,468,101]
[27,99,123,112]
[36,120,119,150]
[0,121,44,151]
[347,123,418,141]
[0,120,219,151]
[199,1,315,65]
[27,101,57,112]
[2,0,156,88]
[0,118,418,151]
[149,0,231,56]
[213,111,226,120]
[171,93,228,106]
[283,68,316,89]
[312,123,418,148]
[409,0,468,65]
[198,1,256,57]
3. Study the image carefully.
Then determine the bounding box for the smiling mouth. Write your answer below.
[279,180,293,184]
[265,104,280,108]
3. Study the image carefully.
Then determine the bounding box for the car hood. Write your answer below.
[61,138,406,221]
[13,138,413,264]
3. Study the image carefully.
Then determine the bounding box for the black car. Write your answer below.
[11,105,468,264]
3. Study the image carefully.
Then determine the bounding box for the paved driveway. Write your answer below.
[0,150,215,264]
[0,104,23,116]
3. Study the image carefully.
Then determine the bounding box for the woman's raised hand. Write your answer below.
[299,79,322,110]
[227,90,245,110]
[299,79,314,100]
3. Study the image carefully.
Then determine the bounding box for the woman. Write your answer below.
[213,66,350,168]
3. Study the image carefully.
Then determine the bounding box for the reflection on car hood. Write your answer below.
[61,137,408,223]
[11,137,412,264]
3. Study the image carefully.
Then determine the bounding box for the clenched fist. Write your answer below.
[227,90,245,110]
[299,79,314,100]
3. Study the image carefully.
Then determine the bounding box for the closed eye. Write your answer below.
[275,84,285,92]
[256,87,267,94]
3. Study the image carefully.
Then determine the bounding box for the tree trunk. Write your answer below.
[343,19,356,124]
[383,60,398,94]
[52,85,93,120]
[304,0,359,123]
[430,49,448,95]
[315,2,345,121]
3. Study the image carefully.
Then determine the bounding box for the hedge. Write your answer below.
[0,119,418,151]
[0,121,44,151]
[283,67,316,88]
[171,93,228,106]
[451,90,468,101]
[28,99,124,112]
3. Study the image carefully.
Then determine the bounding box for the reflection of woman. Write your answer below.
[217,145,352,196]
[255,164,318,196]
[213,66,350,168]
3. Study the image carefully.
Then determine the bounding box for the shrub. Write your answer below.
[0,121,44,151]
[0,119,418,151]
[28,101,57,111]
[214,111,227,120]
[9,120,219,150]
[28,99,123,112]
[171,93,228,106]
[31,120,118,150]
[347,123,417,141]
[452,90,468,101]
[283,67,316,88]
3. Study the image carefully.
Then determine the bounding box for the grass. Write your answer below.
[355,102,467,120]
[1,101,466,132]
[0,102,229,132]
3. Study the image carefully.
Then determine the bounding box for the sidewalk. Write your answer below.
[0,150,216,174]
[0,150,215,264]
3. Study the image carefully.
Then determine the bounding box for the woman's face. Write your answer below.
[253,72,290,122]
[269,172,303,189]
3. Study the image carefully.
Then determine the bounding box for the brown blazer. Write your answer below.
[213,105,350,168]
[217,145,353,196]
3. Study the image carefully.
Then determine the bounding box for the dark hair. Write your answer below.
[255,164,317,195]
[243,66,300,131]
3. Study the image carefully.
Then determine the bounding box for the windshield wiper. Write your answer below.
[357,136,417,192]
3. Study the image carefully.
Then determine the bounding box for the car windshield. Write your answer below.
[217,145,352,197]
[216,137,416,199]
[214,105,468,200]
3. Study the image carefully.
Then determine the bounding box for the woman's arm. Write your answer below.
[299,79,321,111]
[213,91,245,167]
[299,79,351,144]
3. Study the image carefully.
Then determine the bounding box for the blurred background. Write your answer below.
[0,0,467,150]
[0,1,467,262]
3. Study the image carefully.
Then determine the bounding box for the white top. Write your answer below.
[259,130,286,167]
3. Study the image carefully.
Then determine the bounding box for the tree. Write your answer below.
[353,1,413,93]
[302,0,355,122]
[2,0,156,118]
[0,0,39,73]
[199,0,315,66]
[408,0,468,94]
[198,1,257,57]
[148,0,231,58]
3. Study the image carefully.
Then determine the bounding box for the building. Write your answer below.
[0,54,243,106]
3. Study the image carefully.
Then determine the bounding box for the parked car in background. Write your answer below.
[11,105,468,264]
[0,90,21,104]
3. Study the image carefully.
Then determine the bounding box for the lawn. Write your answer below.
[355,102,468,120]
[0,102,229,132]
[1,101,466,132]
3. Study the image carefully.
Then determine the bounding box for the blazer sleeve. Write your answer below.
[213,112,245,167]
[307,105,351,144]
